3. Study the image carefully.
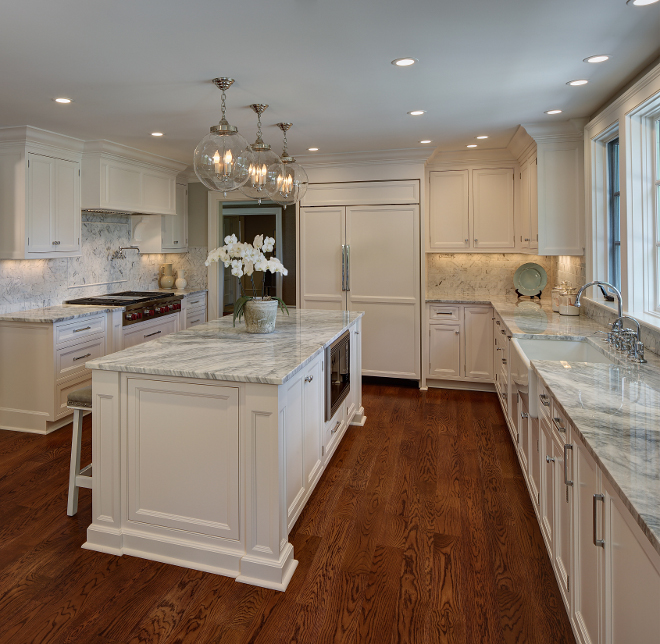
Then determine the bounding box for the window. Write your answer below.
[607,138,621,291]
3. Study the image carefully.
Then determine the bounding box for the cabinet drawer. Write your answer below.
[429,305,461,322]
[551,400,570,442]
[123,315,178,349]
[185,295,206,308]
[56,336,106,382]
[55,315,106,346]
[186,305,206,329]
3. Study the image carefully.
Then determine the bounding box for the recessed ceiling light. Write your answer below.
[584,55,610,63]
[308,147,319,151]
[545,109,563,115]
[54,97,72,104]
[392,58,418,67]
[627,0,659,6]
[476,135,489,139]
[151,132,164,137]
[420,140,432,144]
[567,79,589,86]
[408,110,426,116]
[467,144,478,148]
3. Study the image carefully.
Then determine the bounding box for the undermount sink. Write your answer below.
[510,338,614,418]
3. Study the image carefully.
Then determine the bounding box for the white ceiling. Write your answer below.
[1,0,659,165]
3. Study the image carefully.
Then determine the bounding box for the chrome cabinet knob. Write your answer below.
[304,375,313,383]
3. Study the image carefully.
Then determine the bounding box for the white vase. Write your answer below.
[175,270,187,290]
[243,298,278,334]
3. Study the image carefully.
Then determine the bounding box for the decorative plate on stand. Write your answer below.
[513,262,548,298]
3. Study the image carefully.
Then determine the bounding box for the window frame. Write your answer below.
[607,137,621,292]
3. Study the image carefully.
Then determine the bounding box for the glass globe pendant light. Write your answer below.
[265,123,309,208]
[239,104,281,204]
[193,78,250,196]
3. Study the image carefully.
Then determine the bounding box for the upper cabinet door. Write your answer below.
[428,170,469,250]
[472,168,515,249]
[299,206,346,310]
[27,153,55,252]
[519,161,530,248]
[529,156,538,250]
[162,183,187,252]
[53,157,81,252]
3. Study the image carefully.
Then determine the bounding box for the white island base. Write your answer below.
[83,312,364,591]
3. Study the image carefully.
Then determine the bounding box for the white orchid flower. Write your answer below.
[253,234,263,249]
[224,234,237,245]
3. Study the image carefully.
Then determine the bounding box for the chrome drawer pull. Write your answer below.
[73,326,91,333]
[144,330,162,338]
[553,417,566,433]
[539,394,550,407]
[189,319,200,325]
[190,300,200,305]
[73,353,92,361]
[593,494,605,547]
[564,444,573,486]
[304,375,313,383]
[331,421,341,435]
[435,312,454,315]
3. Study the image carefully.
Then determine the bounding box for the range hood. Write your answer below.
[81,140,187,217]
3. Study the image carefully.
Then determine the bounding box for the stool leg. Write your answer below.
[67,409,83,516]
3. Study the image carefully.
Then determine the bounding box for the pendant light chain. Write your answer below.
[220,89,227,122]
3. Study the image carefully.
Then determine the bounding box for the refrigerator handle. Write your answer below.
[341,244,346,291]
[346,245,350,292]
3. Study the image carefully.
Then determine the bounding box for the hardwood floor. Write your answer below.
[0,384,576,644]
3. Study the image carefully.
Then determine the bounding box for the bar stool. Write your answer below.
[67,385,93,516]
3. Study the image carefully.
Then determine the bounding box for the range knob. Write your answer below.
[168,304,175,311]
[144,309,154,317]
[173,302,181,310]
[125,312,136,321]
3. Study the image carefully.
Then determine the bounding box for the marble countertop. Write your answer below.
[87,309,363,385]
[428,294,660,554]
[0,289,208,323]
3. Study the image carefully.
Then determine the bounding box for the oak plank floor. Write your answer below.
[0,384,575,644]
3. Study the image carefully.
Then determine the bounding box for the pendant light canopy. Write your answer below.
[239,104,281,204]
[194,78,250,195]
[266,123,309,208]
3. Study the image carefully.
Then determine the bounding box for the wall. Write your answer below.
[427,253,555,299]
[554,255,586,287]
[0,212,208,314]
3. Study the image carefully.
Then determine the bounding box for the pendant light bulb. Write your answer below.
[239,104,281,203]
[194,78,250,194]
[265,123,309,208]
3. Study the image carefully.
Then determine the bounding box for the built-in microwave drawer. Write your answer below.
[429,304,461,322]
[56,336,106,382]
[55,315,106,347]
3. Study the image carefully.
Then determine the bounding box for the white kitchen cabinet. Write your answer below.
[184,293,207,329]
[162,183,188,252]
[81,141,185,216]
[428,170,469,250]
[427,167,515,252]
[518,393,530,474]
[472,168,515,249]
[540,413,557,555]
[299,198,420,379]
[554,420,573,613]
[0,314,107,434]
[427,304,494,386]
[508,123,585,256]
[0,127,83,259]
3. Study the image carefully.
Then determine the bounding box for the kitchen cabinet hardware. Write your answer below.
[553,417,566,433]
[189,300,200,305]
[304,375,313,383]
[563,444,573,486]
[435,311,454,315]
[465,239,469,244]
[345,244,350,291]
[189,319,200,325]
[52,241,61,245]
[546,455,555,463]
[73,353,92,362]
[354,331,359,335]
[539,393,550,406]
[173,240,178,244]
[144,330,162,338]
[491,317,496,321]
[474,239,478,243]
[331,421,341,435]
[593,493,605,547]
[341,244,346,292]
[73,326,91,333]
[496,321,501,326]
[521,411,529,419]
[502,358,507,364]
[500,329,506,335]
[455,330,460,335]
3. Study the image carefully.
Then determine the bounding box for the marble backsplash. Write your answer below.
[426,253,556,299]
[0,213,208,314]
[554,255,586,288]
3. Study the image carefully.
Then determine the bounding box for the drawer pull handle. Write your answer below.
[73,326,91,333]
[593,494,605,547]
[434,312,454,315]
[546,455,555,463]
[564,444,573,486]
[539,394,550,407]
[52,240,61,245]
[190,300,200,305]
[173,241,178,244]
[331,421,341,435]
[520,412,529,419]
[73,353,92,362]
[305,375,313,383]
[553,417,566,433]
[189,319,200,325]
[144,330,162,338]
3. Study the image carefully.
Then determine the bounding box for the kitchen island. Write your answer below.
[83,309,364,591]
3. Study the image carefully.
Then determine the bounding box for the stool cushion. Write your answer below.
[67,385,92,409]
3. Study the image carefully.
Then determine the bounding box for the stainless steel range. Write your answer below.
[65,291,183,326]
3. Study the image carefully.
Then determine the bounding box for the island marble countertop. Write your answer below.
[87,309,364,385]
[428,294,660,554]
[0,289,208,323]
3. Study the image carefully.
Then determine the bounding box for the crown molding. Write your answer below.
[426,146,517,167]
[294,147,431,168]
[519,118,587,144]
[83,139,188,172]
[0,125,85,153]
